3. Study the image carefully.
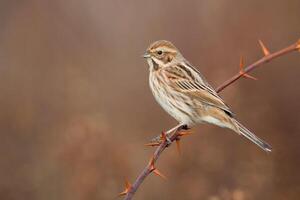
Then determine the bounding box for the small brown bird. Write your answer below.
[143,40,271,152]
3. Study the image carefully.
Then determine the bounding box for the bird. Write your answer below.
[143,40,271,152]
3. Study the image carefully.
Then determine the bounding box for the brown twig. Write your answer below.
[216,40,299,92]
[121,39,300,200]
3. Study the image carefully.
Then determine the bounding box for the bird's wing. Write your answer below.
[164,63,234,116]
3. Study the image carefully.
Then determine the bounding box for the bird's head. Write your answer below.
[143,40,182,70]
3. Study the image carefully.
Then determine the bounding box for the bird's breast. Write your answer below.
[149,71,197,125]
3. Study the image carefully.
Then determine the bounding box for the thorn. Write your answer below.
[160,131,167,142]
[297,39,300,52]
[239,56,258,81]
[148,156,155,170]
[118,179,132,197]
[258,40,270,56]
[175,138,181,155]
[153,169,167,180]
[239,55,244,72]
[160,131,172,145]
[148,156,167,180]
[241,73,258,80]
[144,141,161,147]
[178,130,192,136]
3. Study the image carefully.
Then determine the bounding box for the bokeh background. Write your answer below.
[0,1,299,200]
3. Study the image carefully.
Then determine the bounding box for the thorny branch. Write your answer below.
[120,39,300,200]
[216,40,300,92]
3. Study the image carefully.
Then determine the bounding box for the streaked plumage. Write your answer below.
[144,40,271,152]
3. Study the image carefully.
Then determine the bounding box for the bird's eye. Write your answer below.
[157,50,163,55]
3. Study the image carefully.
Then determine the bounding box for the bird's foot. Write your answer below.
[146,132,172,147]
[163,132,172,146]
[146,124,190,147]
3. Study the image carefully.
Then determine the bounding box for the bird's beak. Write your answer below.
[142,52,151,58]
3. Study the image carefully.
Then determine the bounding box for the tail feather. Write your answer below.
[232,119,272,152]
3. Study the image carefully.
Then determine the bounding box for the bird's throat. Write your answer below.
[147,58,160,71]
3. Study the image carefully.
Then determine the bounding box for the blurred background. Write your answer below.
[0,0,299,200]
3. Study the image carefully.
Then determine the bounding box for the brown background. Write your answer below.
[0,1,299,200]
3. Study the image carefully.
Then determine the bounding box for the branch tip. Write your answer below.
[258,40,271,56]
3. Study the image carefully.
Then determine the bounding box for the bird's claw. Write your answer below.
[147,124,189,147]
[165,135,172,146]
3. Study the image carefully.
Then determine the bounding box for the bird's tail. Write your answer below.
[231,119,272,152]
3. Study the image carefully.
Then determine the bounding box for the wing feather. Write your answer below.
[165,63,234,116]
